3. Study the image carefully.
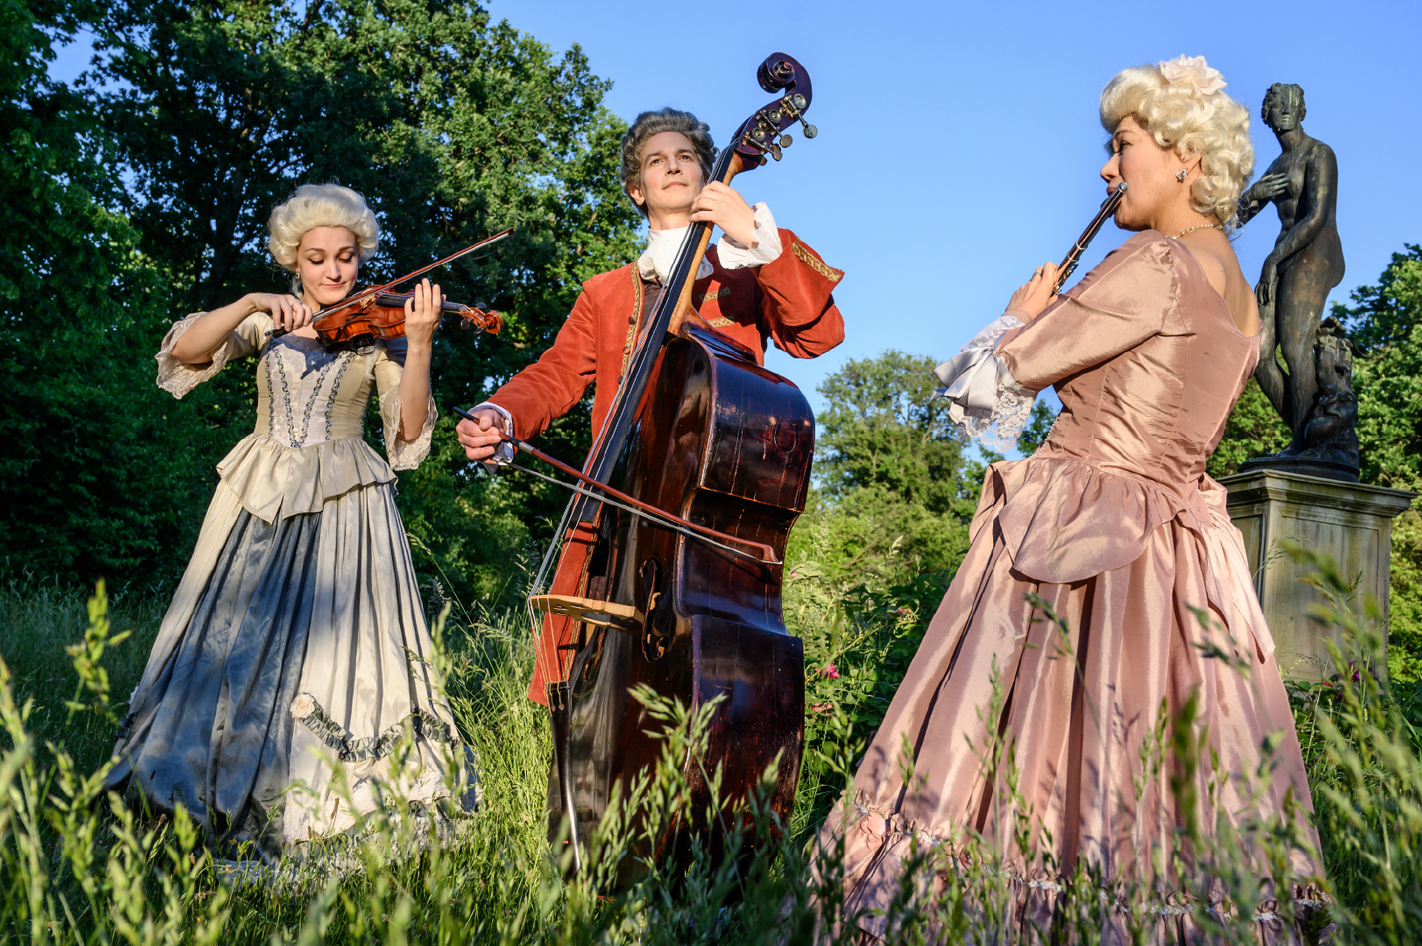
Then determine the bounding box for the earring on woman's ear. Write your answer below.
[1177,169,1189,182]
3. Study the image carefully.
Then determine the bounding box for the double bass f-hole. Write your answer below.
[637,559,670,661]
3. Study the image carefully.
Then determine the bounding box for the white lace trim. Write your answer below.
[155,312,235,399]
[960,312,1027,353]
[380,390,437,471]
[933,314,1035,450]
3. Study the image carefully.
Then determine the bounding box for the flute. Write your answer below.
[1053,183,1127,292]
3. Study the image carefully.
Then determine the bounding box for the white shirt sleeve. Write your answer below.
[932,314,1037,451]
[471,401,516,465]
[715,202,783,269]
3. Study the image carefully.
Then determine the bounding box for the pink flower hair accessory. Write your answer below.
[1157,55,1226,96]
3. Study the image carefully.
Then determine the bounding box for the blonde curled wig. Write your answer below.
[267,183,380,271]
[1100,56,1254,224]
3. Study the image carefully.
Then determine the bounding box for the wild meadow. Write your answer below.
[7,3,1422,942]
[2,538,1419,945]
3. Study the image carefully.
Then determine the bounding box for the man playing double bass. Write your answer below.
[456,106,846,704]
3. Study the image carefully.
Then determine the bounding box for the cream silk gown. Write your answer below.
[820,232,1323,941]
[108,312,477,861]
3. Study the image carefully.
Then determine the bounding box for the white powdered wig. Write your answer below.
[1100,56,1254,224]
[267,183,380,271]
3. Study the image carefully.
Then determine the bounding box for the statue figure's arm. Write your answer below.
[1237,171,1288,225]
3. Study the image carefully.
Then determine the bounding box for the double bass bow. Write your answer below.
[518,53,821,875]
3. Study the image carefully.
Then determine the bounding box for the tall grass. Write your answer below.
[1,553,1419,944]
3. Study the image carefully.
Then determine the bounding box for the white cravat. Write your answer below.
[635,202,783,284]
[480,203,786,450]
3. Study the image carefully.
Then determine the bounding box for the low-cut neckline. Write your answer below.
[1167,235,1261,339]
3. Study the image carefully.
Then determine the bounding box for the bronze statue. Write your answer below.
[1238,82,1356,479]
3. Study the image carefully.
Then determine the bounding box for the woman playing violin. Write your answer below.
[108,184,479,864]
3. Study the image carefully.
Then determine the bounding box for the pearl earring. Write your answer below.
[1176,169,1189,182]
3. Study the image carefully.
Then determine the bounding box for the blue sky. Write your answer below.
[50,0,1422,418]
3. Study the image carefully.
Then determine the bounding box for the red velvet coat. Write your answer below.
[489,229,845,446]
[490,229,845,703]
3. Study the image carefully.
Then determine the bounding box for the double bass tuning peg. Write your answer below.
[779,96,817,140]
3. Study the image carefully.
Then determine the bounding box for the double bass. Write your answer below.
[527,53,821,872]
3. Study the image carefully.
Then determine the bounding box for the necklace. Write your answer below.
[1175,223,1224,237]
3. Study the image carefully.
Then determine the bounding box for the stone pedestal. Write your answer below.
[1219,469,1415,680]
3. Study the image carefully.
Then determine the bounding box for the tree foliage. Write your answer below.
[1336,247,1422,680]
[0,0,227,587]
[793,351,985,587]
[2,0,643,600]
[1205,377,1291,479]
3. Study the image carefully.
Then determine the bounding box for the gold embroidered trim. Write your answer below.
[696,287,730,303]
[792,242,842,282]
[705,317,734,329]
[620,268,642,381]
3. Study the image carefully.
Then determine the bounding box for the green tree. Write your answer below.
[1337,247,1422,680]
[0,0,232,587]
[1205,377,1291,478]
[794,351,984,586]
[74,0,643,600]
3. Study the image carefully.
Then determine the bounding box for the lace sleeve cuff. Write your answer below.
[155,312,237,399]
[382,392,438,471]
[933,314,1036,451]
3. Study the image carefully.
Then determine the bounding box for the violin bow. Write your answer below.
[269,227,515,337]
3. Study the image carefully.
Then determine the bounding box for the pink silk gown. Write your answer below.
[818,232,1324,942]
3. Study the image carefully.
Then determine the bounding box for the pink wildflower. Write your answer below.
[820,663,841,679]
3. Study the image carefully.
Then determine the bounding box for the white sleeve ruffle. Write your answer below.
[155,312,261,399]
[715,202,783,269]
[471,401,516,465]
[381,391,438,471]
[373,336,436,470]
[933,314,1036,451]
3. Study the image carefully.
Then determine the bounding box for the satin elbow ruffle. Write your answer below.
[934,346,1036,450]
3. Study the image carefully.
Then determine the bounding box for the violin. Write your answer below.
[517,53,820,877]
[269,227,513,348]
[308,289,502,348]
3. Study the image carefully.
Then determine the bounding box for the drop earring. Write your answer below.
[1176,169,1189,182]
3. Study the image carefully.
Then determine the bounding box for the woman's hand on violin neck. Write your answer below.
[1006,262,1060,321]
[403,278,442,348]
[690,182,758,248]
[456,407,506,462]
[250,292,315,334]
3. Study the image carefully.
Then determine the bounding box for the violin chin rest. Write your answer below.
[530,594,643,632]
